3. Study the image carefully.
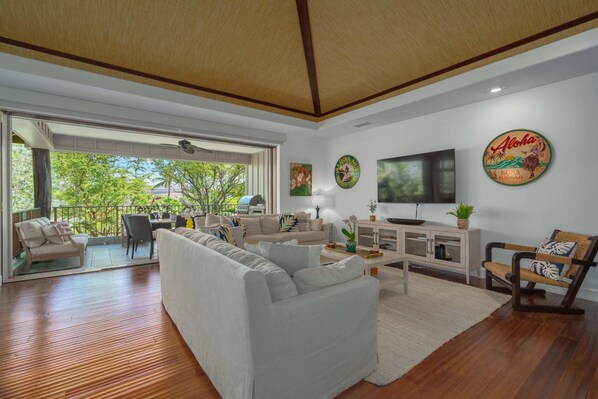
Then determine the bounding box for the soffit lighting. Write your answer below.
[489,87,503,93]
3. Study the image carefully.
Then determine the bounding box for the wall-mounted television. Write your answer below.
[377,149,456,203]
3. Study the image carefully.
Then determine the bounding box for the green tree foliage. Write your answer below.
[51,152,153,236]
[152,159,245,212]
[11,143,35,212]
[51,152,152,206]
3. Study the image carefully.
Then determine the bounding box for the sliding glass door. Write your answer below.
[1,111,12,282]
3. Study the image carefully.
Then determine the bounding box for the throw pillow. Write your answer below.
[204,239,298,302]
[200,225,244,248]
[41,224,67,244]
[293,255,366,294]
[51,221,73,235]
[205,213,220,226]
[260,217,280,235]
[258,239,299,258]
[193,216,206,228]
[279,214,298,232]
[208,225,236,245]
[263,244,323,276]
[241,217,262,236]
[19,221,47,248]
[528,239,578,281]
[310,218,323,231]
[244,242,262,256]
[220,215,233,226]
[230,216,247,237]
[297,212,311,232]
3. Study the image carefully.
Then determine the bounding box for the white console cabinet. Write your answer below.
[356,220,480,284]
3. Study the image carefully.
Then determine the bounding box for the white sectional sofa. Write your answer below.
[157,229,379,399]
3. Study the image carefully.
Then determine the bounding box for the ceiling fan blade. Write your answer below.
[190,145,213,154]
[158,143,179,148]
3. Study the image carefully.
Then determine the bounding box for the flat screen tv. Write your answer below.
[377,149,456,203]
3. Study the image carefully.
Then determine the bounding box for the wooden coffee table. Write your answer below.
[321,244,409,293]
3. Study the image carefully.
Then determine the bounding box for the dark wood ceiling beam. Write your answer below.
[296,0,321,116]
[0,36,317,118]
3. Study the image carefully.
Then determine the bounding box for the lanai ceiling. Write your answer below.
[1,1,597,121]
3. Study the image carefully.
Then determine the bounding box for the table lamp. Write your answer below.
[312,194,326,219]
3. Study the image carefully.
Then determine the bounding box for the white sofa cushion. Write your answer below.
[29,242,80,256]
[196,232,298,302]
[41,224,67,244]
[310,218,324,231]
[297,212,311,232]
[240,217,262,235]
[293,255,366,294]
[260,216,280,235]
[19,220,47,248]
[258,239,299,258]
[263,244,323,276]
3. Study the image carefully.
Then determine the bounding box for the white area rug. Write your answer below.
[366,266,511,386]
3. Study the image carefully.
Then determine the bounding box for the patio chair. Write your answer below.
[175,215,187,228]
[128,215,157,260]
[122,214,133,256]
[483,229,598,314]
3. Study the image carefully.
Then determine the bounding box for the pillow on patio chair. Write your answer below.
[51,220,73,235]
[41,224,67,244]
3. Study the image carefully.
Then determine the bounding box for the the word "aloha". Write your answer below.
[491,133,538,154]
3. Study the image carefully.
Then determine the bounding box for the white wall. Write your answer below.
[278,135,327,216]
[319,72,598,300]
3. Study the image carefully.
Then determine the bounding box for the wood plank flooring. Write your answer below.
[1,263,597,398]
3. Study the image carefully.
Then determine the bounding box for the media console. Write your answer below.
[356,219,480,284]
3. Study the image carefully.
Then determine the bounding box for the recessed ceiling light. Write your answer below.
[490,87,503,93]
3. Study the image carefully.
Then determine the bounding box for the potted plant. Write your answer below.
[367,199,377,221]
[446,203,475,229]
[341,215,358,253]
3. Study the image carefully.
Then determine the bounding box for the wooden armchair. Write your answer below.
[483,230,598,315]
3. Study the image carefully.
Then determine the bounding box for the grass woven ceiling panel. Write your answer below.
[1,0,597,120]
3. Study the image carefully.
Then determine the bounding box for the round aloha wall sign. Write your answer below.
[334,155,360,189]
[483,129,552,186]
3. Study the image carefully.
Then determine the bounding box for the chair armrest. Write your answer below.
[485,242,537,262]
[66,235,86,249]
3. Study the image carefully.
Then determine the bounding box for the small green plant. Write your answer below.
[446,203,475,219]
[367,199,377,214]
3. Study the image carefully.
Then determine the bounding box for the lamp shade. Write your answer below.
[312,194,326,207]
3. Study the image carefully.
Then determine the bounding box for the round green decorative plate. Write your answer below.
[334,155,360,189]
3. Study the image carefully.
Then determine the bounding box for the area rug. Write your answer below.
[366,266,511,386]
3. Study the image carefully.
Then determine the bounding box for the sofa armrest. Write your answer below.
[249,276,379,375]
[322,223,332,242]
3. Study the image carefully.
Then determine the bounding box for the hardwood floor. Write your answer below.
[1,263,597,398]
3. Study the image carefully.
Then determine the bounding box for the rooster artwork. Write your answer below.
[483,129,552,186]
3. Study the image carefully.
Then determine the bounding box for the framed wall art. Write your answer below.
[483,129,553,186]
[290,163,312,196]
[334,155,360,189]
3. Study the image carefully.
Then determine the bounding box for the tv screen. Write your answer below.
[377,149,456,203]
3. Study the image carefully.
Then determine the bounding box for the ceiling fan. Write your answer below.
[158,139,213,154]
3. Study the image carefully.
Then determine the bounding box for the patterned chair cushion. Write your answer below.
[528,239,577,282]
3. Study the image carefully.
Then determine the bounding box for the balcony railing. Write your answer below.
[51,203,237,238]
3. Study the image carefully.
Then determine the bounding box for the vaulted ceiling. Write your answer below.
[1,1,597,121]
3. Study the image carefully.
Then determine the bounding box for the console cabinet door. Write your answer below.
[356,223,375,249]
[377,226,400,252]
[403,228,430,261]
[431,230,466,268]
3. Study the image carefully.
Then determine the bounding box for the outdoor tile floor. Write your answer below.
[12,241,158,276]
